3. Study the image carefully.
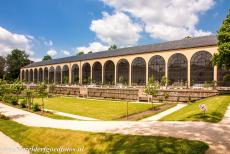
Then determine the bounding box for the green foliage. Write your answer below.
[11,80,24,102]
[19,99,27,108]
[36,83,48,111]
[163,92,169,100]
[25,89,34,108]
[32,103,41,112]
[3,95,17,105]
[0,56,5,79]
[48,84,56,93]
[160,76,168,86]
[212,10,230,69]
[223,74,230,82]
[108,44,117,50]
[0,79,8,99]
[42,55,52,61]
[77,51,84,55]
[88,51,93,54]
[5,49,30,80]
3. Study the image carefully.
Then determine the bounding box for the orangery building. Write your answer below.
[20,35,230,87]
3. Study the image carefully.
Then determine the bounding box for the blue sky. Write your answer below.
[0,0,229,61]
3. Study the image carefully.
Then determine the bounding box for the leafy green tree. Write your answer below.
[5,49,30,80]
[108,44,117,50]
[144,76,160,109]
[36,83,48,112]
[11,80,24,102]
[77,51,84,55]
[0,56,5,79]
[42,55,52,61]
[88,51,93,54]
[212,10,230,69]
[160,76,168,87]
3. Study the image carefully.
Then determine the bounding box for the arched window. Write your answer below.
[56,66,61,84]
[132,57,146,85]
[44,67,49,84]
[25,70,29,83]
[191,51,213,85]
[104,60,115,85]
[29,69,33,82]
[82,63,91,84]
[92,62,102,84]
[49,66,55,84]
[71,64,79,84]
[62,65,69,84]
[22,70,25,82]
[148,55,165,81]
[34,68,38,83]
[117,59,129,85]
[38,68,43,83]
[168,53,187,85]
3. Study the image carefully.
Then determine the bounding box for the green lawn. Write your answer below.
[160,95,230,122]
[33,97,157,120]
[0,119,208,154]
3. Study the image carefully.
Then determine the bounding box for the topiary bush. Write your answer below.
[19,99,27,108]
[32,103,41,112]
[10,97,18,105]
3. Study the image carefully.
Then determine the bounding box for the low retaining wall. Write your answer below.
[87,88,139,100]
[27,85,220,102]
[154,89,219,102]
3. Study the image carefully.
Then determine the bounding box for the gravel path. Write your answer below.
[0,102,229,154]
[141,103,187,121]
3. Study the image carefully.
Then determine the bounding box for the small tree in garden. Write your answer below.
[11,80,24,102]
[144,76,160,109]
[160,76,168,87]
[36,83,48,112]
[25,89,34,109]
[0,79,7,99]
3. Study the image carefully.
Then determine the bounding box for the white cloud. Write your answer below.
[102,0,214,41]
[47,49,57,57]
[90,12,142,47]
[62,50,70,56]
[76,42,108,53]
[0,26,34,56]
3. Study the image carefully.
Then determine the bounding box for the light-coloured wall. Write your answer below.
[20,45,218,86]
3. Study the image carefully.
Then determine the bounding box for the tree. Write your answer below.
[0,56,5,79]
[77,51,84,55]
[42,55,52,61]
[144,76,160,109]
[11,80,24,102]
[108,44,117,50]
[88,51,93,54]
[36,83,48,112]
[212,10,230,69]
[5,49,30,80]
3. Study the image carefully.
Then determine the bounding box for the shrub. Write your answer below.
[19,99,27,108]
[0,114,9,120]
[32,103,41,112]
[158,97,164,103]
[2,95,11,104]
[10,97,18,105]
[223,74,230,82]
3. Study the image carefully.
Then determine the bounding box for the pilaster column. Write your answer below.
[69,64,72,85]
[102,64,104,84]
[54,69,56,84]
[214,66,218,82]
[165,60,168,86]
[90,64,93,84]
[79,62,82,85]
[146,64,148,85]
[114,64,117,85]
[187,59,191,88]
[129,64,132,86]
